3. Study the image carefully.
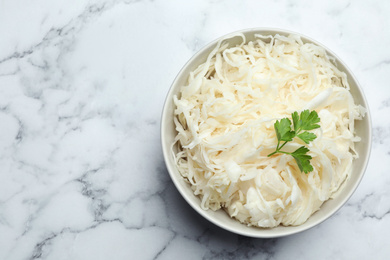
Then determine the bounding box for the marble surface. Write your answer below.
[0,0,389,259]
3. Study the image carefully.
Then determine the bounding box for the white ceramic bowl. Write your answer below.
[161,28,371,238]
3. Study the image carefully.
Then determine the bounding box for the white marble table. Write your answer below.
[0,0,389,259]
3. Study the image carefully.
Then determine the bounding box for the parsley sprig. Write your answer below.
[267,110,320,173]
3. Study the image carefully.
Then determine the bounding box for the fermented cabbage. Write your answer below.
[172,33,365,227]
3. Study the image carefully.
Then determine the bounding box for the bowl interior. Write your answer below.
[161,28,371,238]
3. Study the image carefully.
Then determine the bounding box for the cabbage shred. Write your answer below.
[173,33,365,227]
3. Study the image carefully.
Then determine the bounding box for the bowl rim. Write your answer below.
[161,27,372,238]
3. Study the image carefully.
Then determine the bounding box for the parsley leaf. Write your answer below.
[297,132,317,144]
[267,110,320,173]
[295,110,320,131]
[274,118,295,142]
[292,111,300,132]
[291,146,313,173]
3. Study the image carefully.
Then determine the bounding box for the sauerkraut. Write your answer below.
[172,33,365,227]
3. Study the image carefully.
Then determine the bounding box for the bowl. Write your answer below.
[161,28,371,238]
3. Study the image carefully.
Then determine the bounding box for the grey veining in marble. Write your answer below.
[0,0,389,259]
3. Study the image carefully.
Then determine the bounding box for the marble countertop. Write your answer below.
[0,0,389,259]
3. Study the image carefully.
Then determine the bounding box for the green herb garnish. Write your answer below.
[267,110,320,173]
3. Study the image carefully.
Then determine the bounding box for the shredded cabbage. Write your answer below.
[172,33,365,227]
